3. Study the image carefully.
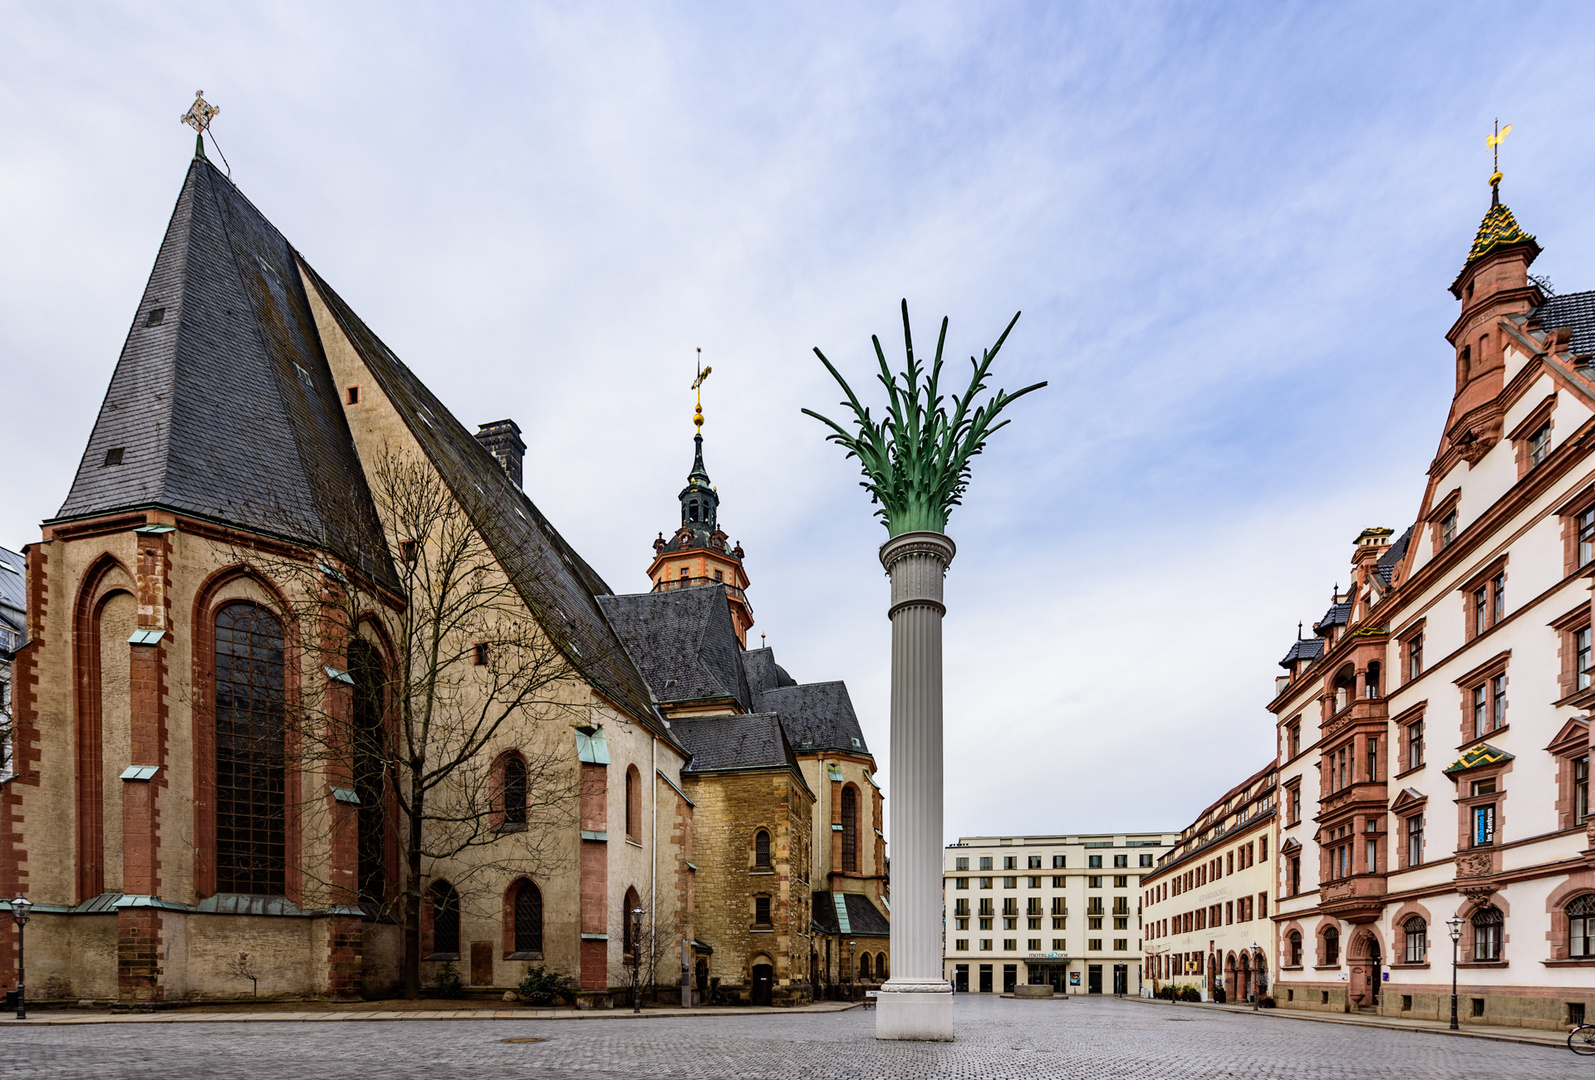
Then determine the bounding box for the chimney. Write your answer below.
[475,420,526,488]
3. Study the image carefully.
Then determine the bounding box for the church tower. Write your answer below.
[647,377,754,646]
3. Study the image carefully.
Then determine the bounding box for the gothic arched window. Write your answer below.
[626,765,642,841]
[503,755,528,828]
[214,601,287,896]
[1567,894,1595,958]
[349,637,387,908]
[841,785,859,873]
[755,829,771,868]
[859,952,872,981]
[513,878,543,956]
[623,886,642,957]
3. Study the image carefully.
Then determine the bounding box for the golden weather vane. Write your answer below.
[691,347,712,430]
[1486,118,1512,198]
[180,90,231,175]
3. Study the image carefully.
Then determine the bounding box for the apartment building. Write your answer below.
[942,832,1177,995]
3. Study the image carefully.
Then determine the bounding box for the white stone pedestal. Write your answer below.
[876,531,956,1042]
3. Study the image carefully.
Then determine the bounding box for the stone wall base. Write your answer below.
[1276,986,1595,1030]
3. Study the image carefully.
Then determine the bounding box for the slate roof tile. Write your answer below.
[757,680,869,756]
[672,712,798,774]
[1534,289,1595,358]
[809,891,890,937]
[599,587,751,710]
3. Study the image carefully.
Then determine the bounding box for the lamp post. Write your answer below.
[631,906,644,1014]
[1446,916,1462,1030]
[847,939,857,1000]
[10,895,31,1020]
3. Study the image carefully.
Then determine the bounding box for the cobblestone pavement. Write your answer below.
[3,994,1583,1079]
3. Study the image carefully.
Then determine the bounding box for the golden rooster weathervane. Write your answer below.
[181,90,231,175]
[691,348,712,430]
[1487,119,1512,203]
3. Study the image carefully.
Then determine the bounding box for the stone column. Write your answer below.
[875,530,955,1041]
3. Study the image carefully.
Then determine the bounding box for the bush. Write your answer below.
[432,962,465,999]
[516,965,577,1006]
[1180,988,1202,1002]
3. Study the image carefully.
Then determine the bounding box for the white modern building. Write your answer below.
[942,832,1178,995]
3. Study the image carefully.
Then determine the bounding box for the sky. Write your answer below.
[4,2,1595,844]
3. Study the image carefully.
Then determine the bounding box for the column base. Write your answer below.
[875,985,954,1041]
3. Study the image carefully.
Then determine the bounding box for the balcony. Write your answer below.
[652,575,750,609]
[1317,873,1386,924]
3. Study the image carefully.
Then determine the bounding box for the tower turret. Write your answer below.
[646,359,754,645]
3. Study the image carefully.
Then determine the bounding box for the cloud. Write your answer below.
[4,1,1595,840]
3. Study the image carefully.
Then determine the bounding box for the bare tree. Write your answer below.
[217,449,584,998]
[225,952,260,997]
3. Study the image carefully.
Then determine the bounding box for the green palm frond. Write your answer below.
[802,299,1046,536]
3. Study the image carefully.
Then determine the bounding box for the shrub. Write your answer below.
[432,962,465,999]
[1180,987,1202,1002]
[516,965,577,1006]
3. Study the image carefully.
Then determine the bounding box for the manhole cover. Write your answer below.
[501,1037,547,1043]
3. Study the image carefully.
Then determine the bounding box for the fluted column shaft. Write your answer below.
[876,531,955,1039]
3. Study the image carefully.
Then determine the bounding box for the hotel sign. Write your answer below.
[1026,952,1069,960]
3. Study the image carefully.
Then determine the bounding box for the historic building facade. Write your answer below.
[0,146,885,1006]
[1268,175,1595,1029]
[0,546,23,783]
[941,832,1176,996]
[1141,763,1277,1002]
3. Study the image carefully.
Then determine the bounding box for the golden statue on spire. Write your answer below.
[181,90,219,136]
[1487,119,1512,196]
[691,347,712,430]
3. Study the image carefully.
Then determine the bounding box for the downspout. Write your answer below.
[651,735,658,964]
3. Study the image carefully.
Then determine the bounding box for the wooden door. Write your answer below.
[471,941,494,986]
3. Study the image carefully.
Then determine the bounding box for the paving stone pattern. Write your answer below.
[4,995,1583,1079]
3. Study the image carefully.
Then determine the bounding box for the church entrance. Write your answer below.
[696,959,709,1003]
[751,964,773,1006]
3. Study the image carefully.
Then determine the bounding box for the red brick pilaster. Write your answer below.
[326,914,363,999]
[0,542,47,975]
[117,907,164,1001]
[123,531,172,900]
[579,760,608,990]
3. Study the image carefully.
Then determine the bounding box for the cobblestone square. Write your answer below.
[5,996,1583,1079]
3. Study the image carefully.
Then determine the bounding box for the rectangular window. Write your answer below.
[1051,897,1065,915]
[1474,803,1496,847]
[980,857,992,871]
[1114,938,1128,951]
[1578,628,1593,693]
[1580,508,1595,567]
[1088,876,1103,889]
[1052,938,1065,950]
[1474,586,1488,637]
[1114,875,1128,888]
[956,878,968,889]
[1053,917,1065,930]
[979,918,992,930]
[1367,738,1379,782]
[1474,923,1501,962]
[1028,917,1041,930]
[1002,898,1018,917]
[954,899,970,917]
[1113,854,1128,868]
[979,939,992,951]
[1004,856,1017,870]
[1027,938,1041,951]
[1472,684,1488,739]
[1027,876,1040,888]
[1088,855,1102,869]
[1366,838,1377,874]
[978,877,992,889]
[1026,898,1042,916]
[1003,939,1016,951]
[1088,939,1102,951]
[1140,853,1153,867]
[1004,918,1017,930]
[1289,721,1301,757]
[1492,573,1506,623]
[1408,634,1423,682]
[1577,755,1590,824]
[755,896,771,925]
[1407,814,1423,866]
[1289,785,1301,825]
[1052,855,1065,869]
[1408,719,1424,771]
[1003,876,1017,889]
[1052,876,1065,888]
[956,857,969,871]
[1028,856,1042,870]
[1441,511,1457,548]
[1529,422,1551,466]
[1114,917,1128,930]
[955,939,968,952]
[1492,674,1507,730]
[978,898,994,917]
[956,918,968,930]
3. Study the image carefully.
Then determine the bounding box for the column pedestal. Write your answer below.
[876,530,955,1042]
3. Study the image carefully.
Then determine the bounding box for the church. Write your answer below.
[0,140,887,1006]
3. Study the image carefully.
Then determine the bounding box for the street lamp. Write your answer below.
[631,906,645,1013]
[847,940,857,999]
[1446,916,1462,1031]
[10,895,31,1020]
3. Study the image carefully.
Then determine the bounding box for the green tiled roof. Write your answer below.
[1444,742,1514,776]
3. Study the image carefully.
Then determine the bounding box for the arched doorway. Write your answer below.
[1238,951,1251,1002]
[695,959,709,1003]
[1224,952,1237,1003]
[751,962,774,1006]
[1348,931,1382,1009]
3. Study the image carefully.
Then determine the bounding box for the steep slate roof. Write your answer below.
[0,546,24,652]
[1313,600,1352,635]
[1277,636,1324,670]
[51,156,393,587]
[810,891,890,937]
[672,713,799,775]
[1535,290,1595,358]
[758,681,869,756]
[740,647,797,699]
[1375,526,1412,587]
[297,260,663,731]
[598,586,751,710]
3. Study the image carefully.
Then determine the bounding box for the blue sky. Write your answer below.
[4,2,1595,840]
